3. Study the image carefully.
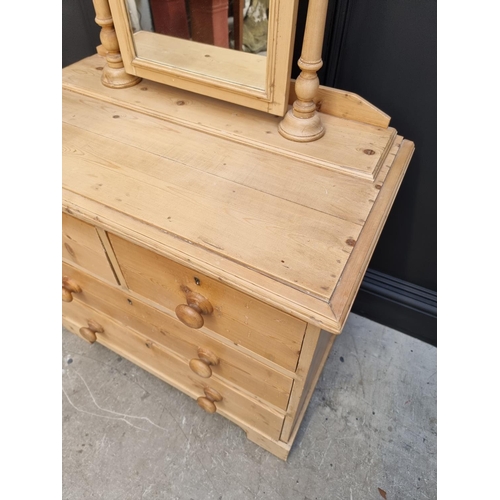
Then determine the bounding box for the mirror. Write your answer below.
[108,0,299,115]
[126,1,268,54]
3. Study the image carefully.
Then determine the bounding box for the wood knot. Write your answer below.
[346,238,356,247]
[177,100,185,106]
[64,243,75,257]
[140,87,148,91]
[363,149,376,155]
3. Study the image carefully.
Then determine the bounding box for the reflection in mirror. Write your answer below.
[125,0,268,54]
[107,0,297,114]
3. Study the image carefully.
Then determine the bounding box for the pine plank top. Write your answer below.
[62,55,414,334]
[63,55,396,180]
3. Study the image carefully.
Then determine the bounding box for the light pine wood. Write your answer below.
[281,329,336,442]
[174,290,214,328]
[92,0,141,88]
[62,56,414,460]
[94,226,128,287]
[189,348,219,378]
[279,0,329,141]
[197,397,217,413]
[62,213,117,284]
[197,386,224,414]
[62,287,73,303]
[190,359,214,379]
[62,277,82,294]
[175,304,205,329]
[246,427,291,461]
[63,299,286,440]
[62,61,395,180]
[185,291,214,315]
[288,80,391,128]
[107,0,299,115]
[280,324,323,441]
[62,192,337,332]
[62,262,294,409]
[78,327,97,344]
[65,316,291,458]
[61,128,409,335]
[108,234,307,371]
[78,319,105,344]
[62,276,82,302]
[63,124,361,300]
[204,386,223,402]
[60,137,409,335]
[61,90,391,221]
[330,139,415,327]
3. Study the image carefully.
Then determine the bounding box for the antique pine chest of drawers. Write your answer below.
[62,54,414,460]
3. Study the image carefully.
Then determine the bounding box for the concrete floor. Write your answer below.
[62,314,437,500]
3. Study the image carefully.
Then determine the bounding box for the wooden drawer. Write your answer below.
[108,234,306,371]
[62,262,293,409]
[62,213,117,284]
[63,299,285,440]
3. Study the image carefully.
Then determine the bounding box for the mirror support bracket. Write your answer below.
[279,0,329,142]
[93,0,142,89]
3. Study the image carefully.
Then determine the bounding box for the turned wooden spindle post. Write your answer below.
[279,0,329,142]
[93,0,141,88]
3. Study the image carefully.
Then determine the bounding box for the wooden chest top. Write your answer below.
[62,55,414,334]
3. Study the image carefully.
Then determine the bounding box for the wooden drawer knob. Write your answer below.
[175,291,213,329]
[197,387,223,414]
[62,287,73,302]
[175,304,204,329]
[78,319,104,344]
[189,347,219,378]
[62,277,82,302]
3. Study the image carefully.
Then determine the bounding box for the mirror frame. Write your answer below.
[108,0,299,116]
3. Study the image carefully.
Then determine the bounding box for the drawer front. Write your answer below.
[62,213,117,284]
[108,234,306,371]
[63,299,285,440]
[62,262,293,409]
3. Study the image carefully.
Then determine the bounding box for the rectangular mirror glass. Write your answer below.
[109,0,299,115]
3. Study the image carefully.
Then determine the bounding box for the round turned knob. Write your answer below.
[186,292,213,315]
[189,348,219,378]
[79,327,97,344]
[78,319,104,344]
[197,397,217,413]
[62,287,73,302]
[175,291,213,329]
[175,304,204,329]
[62,277,82,302]
[87,319,104,334]
[204,387,223,402]
[197,387,223,414]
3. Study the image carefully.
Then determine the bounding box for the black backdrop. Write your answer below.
[62,0,437,345]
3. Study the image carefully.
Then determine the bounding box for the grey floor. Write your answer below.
[62,314,437,500]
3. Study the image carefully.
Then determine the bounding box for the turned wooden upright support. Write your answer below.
[93,0,141,88]
[279,0,329,142]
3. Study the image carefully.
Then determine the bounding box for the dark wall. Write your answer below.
[62,0,101,68]
[329,0,437,292]
[62,0,437,345]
